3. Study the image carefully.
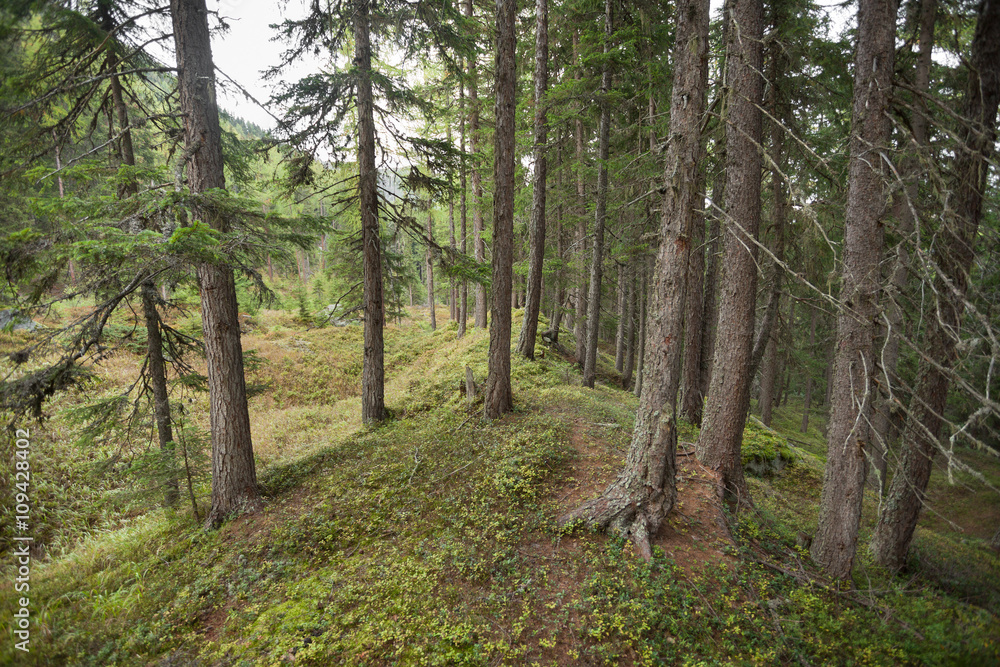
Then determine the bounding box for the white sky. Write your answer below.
[209,0,315,130]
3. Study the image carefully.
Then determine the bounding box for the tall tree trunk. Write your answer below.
[561,0,710,560]
[680,144,708,425]
[582,0,613,389]
[759,326,779,427]
[142,283,179,507]
[871,0,999,571]
[696,0,765,507]
[171,0,260,527]
[458,74,469,339]
[546,139,565,343]
[573,32,588,366]
[517,0,549,360]
[801,304,818,433]
[812,0,897,578]
[615,263,627,373]
[448,122,458,322]
[464,0,487,329]
[99,5,181,509]
[634,258,648,397]
[484,0,516,419]
[354,0,386,425]
[699,0,732,399]
[622,265,637,390]
[870,0,937,492]
[426,206,436,330]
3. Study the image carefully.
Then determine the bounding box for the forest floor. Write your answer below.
[1,303,999,665]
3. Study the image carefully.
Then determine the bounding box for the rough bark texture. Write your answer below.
[615,263,627,373]
[696,0,765,507]
[633,259,648,397]
[622,265,637,390]
[801,305,818,433]
[426,206,436,330]
[680,172,707,425]
[870,0,937,492]
[464,0,487,329]
[562,0,709,560]
[458,75,468,339]
[870,0,1000,572]
[171,0,260,528]
[582,0,613,389]
[759,328,779,427]
[811,0,896,578]
[102,6,179,508]
[354,0,386,425]
[142,282,179,507]
[484,0,516,419]
[573,32,588,367]
[516,0,549,360]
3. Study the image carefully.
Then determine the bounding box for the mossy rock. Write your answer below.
[742,416,796,476]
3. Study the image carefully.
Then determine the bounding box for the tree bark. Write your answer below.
[562,0,710,560]
[573,32,588,367]
[680,144,708,424]
[622,265,637,390]
[354,0,386,425]
[634,257,648,398]
[171,0,260,527]
[484,0,516,419]
[811,0,896,579]
[463,0,487,329]
[801,304,818,433]
[696,0,765,507]
[870,0,1000,572]
[582,0,613,389]
[615,263,627,373]
[458,74,469,339]
[426,205,436,330]
[517,0,549,360]
[101,5,180,509]
[870,0,937,493]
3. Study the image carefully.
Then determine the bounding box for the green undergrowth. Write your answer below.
[2,314,998,665]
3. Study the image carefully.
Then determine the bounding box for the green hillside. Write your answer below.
[2,306,997,666]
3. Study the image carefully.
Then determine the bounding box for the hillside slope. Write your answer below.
[1,307,998,666]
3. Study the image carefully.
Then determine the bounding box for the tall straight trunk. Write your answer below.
[561,0,710,560]
[426,206,436,330]
[484,0,516,418]
[871,0,937,491]
[634,258,648,397]
[448,124,458,322]
[696,0,765,506]
[748,28,789,383]
[98,6,181,509]
[759,326,779,427]
[458,74,469,339]
[681,151,708,425]
[517,0,549,360]
[465,0,487,329]
[812,0,896,578]
[801,304,818,433]
[354,0,386,425]
[871,0,1000,571]
[615,263,627,373]
[699,0,732,399]
[171,0,260,527]
[142,283,179,507]
[547,139,565,342]
[573,31,588,366]
[582,0,613,389]
[622,265,637,390]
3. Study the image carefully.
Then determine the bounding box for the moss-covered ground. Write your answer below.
[1,305,998,665]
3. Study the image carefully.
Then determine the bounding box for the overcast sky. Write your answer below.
[202,0,851,132]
